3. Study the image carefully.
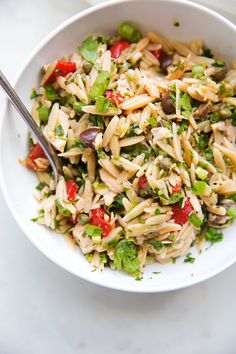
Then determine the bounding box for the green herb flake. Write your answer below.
[118,21,142,43]
[147,240,163,251]
[177,121,188,135]
[173,20,180,27]
[197,134,209,150]
[184,253,195,264]
[202,47,213,58]
[30,90,39,99]
[95,96,111,112]
[89,71,110,100]
[147,117,157,127]
[189,213,202,228]
[73,101,85,113]
[37,106,49,122]
[195,166,208,180]
[178,93,192,118]
[55,125,64,136]
[85,224,102,237]
[231,110,236,126]
[97,149,108,159]
[78,213,90,225]
[89,114,104,129]
[35,182,46,191]
[210,112,220,124]
[55,199,71,217]
[205,227,223,243]
[212,60,225,67]
[45,85,59,101]
[78,35,99,64]
[192,181,207,196]
[226,207,236,219]
[114,238,141,278]
[192,64,204,78]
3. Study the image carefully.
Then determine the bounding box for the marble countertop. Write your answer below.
[0,1,236,353]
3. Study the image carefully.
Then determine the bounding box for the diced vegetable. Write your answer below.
[45,60,76,85]
[79,127,100,147]
[78,213,90,225]
[95,96,111,112]
[55,125,64,136]
[109,40,130,59]
[73,101,85,113]
[90,207,112,236]
[35,182,46,191]
[226,207,236,219]
[184,253,195,263]
[192,181,207,195]
[205,227,223,243]
[114,238,140,278]
[178,93,192,116]
[189,213,202,228]
[210,112,220,123]
[66,180,79,200]
[151,49,173,69]
[55,199,71,217]
[138,175,148,190]
[89,71,111,99]
[147,117,157,126]
[192,64,204,78]
[171,185,181,193]
[212,60,225,67]
[30,90,39,99]
[105,91,123,106]
[45,85,59,101]
[78,35,99,64]
[172,199,194,225]
[195,166,208,180]
[202,47,213,58]
[118,21,142,43]
[37,106,49,122]
[25,144,47,171]
[85,224,103,237]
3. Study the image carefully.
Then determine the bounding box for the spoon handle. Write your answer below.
[0,71,61,183]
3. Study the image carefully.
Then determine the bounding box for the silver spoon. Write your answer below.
[0,71,62,184]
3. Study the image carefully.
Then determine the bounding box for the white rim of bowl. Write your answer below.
[0,0,236,293]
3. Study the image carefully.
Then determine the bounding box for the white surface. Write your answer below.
[0,0,236,352]
[3,0,236,294]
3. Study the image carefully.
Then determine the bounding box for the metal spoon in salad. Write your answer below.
[0,71,62,184]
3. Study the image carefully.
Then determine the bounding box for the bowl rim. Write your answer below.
[1,0,236,293]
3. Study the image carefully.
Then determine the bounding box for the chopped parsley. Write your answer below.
[89,114,104,129]
[37,106,49,122]
[35,182,46,191]
[184,253,195,264]
[147,116,157,127]
[55,125,64,136]
[202,47,213,58]
[114,239,141,278]
[95,96,111,112]
[30,90,39,99]
[89,71,111,100]
[78,35,99,64]
[85,224,102,237]
[189,213,202,228]
[205,227,223,243]
[212,60,225,67]
[45,85,59,101]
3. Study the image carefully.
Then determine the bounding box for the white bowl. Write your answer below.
[1,0,236,292]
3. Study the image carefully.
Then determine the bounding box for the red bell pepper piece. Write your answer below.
[26,144,47,171]
[66,180,79,201]
[105,91,123,106]
[45,60,77,85]
[172,199,194,226]
[109,40,130,59]
[90,207,112,236]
